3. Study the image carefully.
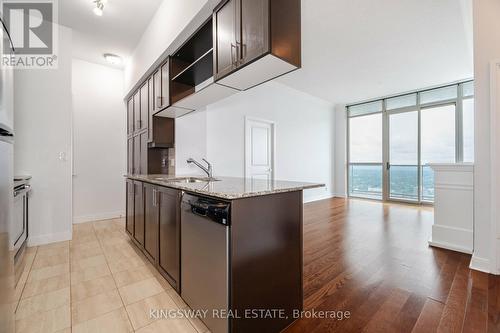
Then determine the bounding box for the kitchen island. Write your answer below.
[125,175,323,333]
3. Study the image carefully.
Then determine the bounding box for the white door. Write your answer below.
[245,118,274,181]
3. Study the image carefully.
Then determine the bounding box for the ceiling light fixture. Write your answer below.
[93,0,104,16]
[103,53,122,65]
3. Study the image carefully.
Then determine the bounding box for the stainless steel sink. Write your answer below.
[167,177,220,183]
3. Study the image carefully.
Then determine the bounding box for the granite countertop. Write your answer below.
[126,174,324,200]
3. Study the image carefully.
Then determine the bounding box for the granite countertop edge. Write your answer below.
[125,174,325,200]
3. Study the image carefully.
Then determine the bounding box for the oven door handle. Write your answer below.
[14,185,31,198]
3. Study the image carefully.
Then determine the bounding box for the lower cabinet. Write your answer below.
[126,180,180,292]
[126,179,134,236]
[133,181,145,246]
[144,183,159,261]
[158,186,181,290]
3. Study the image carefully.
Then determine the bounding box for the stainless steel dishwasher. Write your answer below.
[181,193,230,333]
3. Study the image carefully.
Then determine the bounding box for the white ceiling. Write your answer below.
[60,0,473,103]
[59,0,163,69]
[277,0,473,105]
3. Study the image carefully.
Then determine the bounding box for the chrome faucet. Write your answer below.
[187,158,213,178]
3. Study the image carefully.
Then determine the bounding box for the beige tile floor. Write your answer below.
[15,218,210,333]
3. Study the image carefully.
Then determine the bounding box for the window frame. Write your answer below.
[346,80,474,204]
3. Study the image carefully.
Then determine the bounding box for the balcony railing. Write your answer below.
[348,163,435,202]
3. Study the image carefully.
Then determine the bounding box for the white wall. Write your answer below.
[72,59,126,223]
[471,0,500,273]
[175,110,207,175]
[202,81,335,202]
[14,26,73,246]
[124,0,208,91]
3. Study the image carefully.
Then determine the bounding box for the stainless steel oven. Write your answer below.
[13,177,31,285]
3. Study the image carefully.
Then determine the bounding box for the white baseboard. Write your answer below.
[73,211,125,224]
[333,192,347,198]
[428,239,472,254]
[303,192,335,203]
[28,230,72,247]
[429,224,473,254]
[469,255,490,273]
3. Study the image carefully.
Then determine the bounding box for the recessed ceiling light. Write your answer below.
[103,53,122,65]
[93,0,104,16]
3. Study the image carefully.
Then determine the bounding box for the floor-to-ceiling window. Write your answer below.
[347,80,474,203]
[348,102,383,199]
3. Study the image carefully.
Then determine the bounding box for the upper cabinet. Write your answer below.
[240,0,269,66]
[126,0,301,118]
[214,0,301,90]
[133,91,141,132]
[152,60,170,113]
[127,98,134,135]
[213,0,238,78]
[156,19,238,118]
[139,82,149,132]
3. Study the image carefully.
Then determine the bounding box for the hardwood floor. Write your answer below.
[284,197,497,333]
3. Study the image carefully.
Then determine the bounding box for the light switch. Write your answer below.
[59,152,67,161]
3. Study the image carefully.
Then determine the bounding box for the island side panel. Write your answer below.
[230,190,303,333]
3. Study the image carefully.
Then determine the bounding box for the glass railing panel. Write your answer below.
[389,165,418,201]
[348,164,383,199]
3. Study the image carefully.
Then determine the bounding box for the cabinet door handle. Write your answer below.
[231,43,237,66]
[153,189,157,207]
[236,42,243,63]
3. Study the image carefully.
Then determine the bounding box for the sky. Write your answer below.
[349,102,474,165]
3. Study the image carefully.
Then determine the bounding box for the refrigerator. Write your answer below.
[0,13,15,333]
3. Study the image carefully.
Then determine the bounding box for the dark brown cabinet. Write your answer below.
[139,131,148,174]
[213,0,301,90]
[161,62,170,108]
[158,186,181,290]
[126,179,134,236]
[126,180,180,292]
[133,91,141,132]
[139,82,149,132]
[152,69,162,113]
[127,138,133,174]
[127,130,150,175]
[214,0,238,78]
[144,183,159,261]
[214,0,268,72]
[148,76,155,141]
[133,136,140,174]
[152,60,170,113]
[127,98,134,135]
[240,0,269,65]
[148,73,175,147]
[133,181,144,246]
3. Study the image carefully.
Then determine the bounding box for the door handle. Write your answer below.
[386,162,391,170]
